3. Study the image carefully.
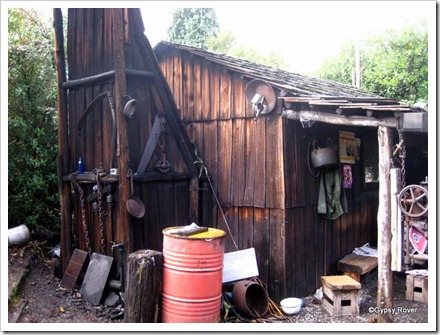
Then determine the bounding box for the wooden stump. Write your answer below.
[124,250,163,323]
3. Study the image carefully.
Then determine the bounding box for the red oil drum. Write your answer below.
[161,226,226,323]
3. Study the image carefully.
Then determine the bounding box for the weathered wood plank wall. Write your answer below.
[60,9,197,269]
[158,49,379,301]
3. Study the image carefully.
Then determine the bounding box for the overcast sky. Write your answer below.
[141,1,432,74]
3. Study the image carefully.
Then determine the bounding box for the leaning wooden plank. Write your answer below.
[222,248,259,283]
[337,253,378,275]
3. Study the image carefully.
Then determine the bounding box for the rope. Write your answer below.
[194,149,239,251]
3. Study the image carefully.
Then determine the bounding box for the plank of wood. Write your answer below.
[253,208,270,284]
[219,70,232,120]
[337,254,378,275]
[268,209,286,302]
[222,248,259,283]
[321,275,361,290]
[265,115,285,208]
[238,207,254,249]
[203,121,218,186]
[253,118,266,208]
[217,120,231,206]
[182,54,194,121]
[243,119,256,206]
[230,118,246,205]
[193,58,202,120]
[231,73,246,118]
[201,61,211,120]
[173,53,182,110]
[218,207,239,252]
[210,65,221,121]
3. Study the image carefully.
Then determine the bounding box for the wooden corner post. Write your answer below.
[53,8,72,271]
[112,9,131,252]
[377,125,393,323]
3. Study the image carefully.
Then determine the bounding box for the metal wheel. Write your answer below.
[398,185,428,217]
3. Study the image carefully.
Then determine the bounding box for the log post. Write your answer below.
[53,8,72,271]
[124,250,163,323]
[376,125,393,323]
[112,8,131,265]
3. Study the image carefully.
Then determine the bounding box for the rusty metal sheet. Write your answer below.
[60,249,89,290]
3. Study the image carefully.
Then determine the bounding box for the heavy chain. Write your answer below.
[396,117,406,188]
[71,173,91,254]
[95,171,106,255]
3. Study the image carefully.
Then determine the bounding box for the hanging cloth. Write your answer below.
[317,166,348,220]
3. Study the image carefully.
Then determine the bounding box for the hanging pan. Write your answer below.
[126,169,145,218]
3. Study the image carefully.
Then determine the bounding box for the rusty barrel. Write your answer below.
[161,226,226,323]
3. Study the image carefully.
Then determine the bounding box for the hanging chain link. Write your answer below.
[71,173,91,254]
[396,117,406,188]
[95,171,106,255]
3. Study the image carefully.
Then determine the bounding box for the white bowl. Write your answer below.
[280,297,302,315]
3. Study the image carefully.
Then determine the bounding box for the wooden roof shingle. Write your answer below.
[154,41,382,99]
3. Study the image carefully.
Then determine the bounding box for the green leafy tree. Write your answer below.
[168,8,219,49]
[168,9,288,70]
[205,30,289,70]
[205,30,236,54]
[312,20,428,105]
[230,45,289,70]
[8,8,60,230]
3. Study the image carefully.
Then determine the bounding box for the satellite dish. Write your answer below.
[245,79,276,119]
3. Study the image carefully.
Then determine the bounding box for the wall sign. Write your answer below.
[343,164,353,189]
[339,131,356,164]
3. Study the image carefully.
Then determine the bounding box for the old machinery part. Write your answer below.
[119,94,137,119]
[398,184,428,218]
[155,153,172,173]
[245,79,276,120]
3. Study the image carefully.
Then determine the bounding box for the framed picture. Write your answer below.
[339,131,356,164]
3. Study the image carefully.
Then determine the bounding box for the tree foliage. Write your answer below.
[312,20,428,105]
[168,9,289,70]
[8,8,60,230]
[168,8,219,49]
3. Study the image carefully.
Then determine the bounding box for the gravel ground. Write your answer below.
[7,243,429,330]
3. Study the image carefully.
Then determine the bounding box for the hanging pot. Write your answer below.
[126,169,145,218]
[311,146,338,168]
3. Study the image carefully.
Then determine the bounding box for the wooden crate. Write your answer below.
[321,275,361,316]
[406,274,428,303]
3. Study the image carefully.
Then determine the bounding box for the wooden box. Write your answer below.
[406,274,428,303]
[321,275,361,316]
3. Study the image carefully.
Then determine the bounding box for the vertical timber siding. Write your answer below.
[157,49,378,300]
[60,10,197,270]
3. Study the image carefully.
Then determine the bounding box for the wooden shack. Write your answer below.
[53,9,199,279]
[154,41,428,301]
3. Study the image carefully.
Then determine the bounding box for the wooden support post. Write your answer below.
[53,9,72,271]
[112,9,131,251]
[124,250,163,323]
[377,125,393,323]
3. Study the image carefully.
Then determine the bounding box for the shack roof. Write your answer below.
[154,41,422,122]
[154,40,381,99]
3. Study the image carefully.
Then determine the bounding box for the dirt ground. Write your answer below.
[7,241,429,329]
